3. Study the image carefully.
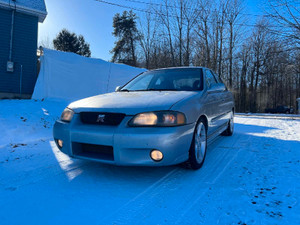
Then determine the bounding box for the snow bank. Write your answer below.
[236,113,300,119]
[32,48,146,101]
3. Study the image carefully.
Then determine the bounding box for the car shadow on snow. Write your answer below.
[50,140,178,188]
[234,122,278,134]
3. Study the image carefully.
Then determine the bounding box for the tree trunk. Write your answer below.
[229,21,233,88]
[204,20,210,67]
[130,36,136,66]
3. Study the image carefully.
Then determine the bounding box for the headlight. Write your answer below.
[129,111,186,127]
[60,108,74,122]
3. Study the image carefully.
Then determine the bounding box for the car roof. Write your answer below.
[149,66,208,72]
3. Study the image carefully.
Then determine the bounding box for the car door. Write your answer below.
[202,69,223,136]
[212,71,232,126]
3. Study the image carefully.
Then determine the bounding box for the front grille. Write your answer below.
[73,142,114,161]
[80,112,125,126]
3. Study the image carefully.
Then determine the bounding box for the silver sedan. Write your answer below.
[53,67,234,170]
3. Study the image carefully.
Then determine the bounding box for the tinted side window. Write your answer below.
[205,70,217,88]
[211,71,222,83]
[217,76,224,84]
[211,71,228,91]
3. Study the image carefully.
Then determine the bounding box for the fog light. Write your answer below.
[57,139,63,148]
[150,150,163,162]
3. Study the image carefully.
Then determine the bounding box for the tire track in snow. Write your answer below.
[100,167,180,224]
[173,131,253,225]
[175,138,255,225]
[176,116,290,224]
[101,118,253,225]
[124,146,236,224]
[121,118,254,225]
[161,118,255,224]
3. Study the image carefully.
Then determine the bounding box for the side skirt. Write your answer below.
[207,123,227,145]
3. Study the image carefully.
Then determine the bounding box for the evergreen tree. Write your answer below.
[111,11,139,66]
[53,29,91,57]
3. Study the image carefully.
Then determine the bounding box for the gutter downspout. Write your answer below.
[9,9,15,61]
[20,64,23,95]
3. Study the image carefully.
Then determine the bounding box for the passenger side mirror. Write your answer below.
[207,83,226,93]
[115,86,121,92]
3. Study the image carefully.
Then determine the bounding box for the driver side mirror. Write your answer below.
[115,86,122,92]
[207,83,226,93]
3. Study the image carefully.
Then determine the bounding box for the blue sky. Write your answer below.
[38,0,265,61]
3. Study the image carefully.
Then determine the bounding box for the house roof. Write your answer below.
[0,0,47,22]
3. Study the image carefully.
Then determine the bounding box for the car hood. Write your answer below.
[68,91,197,115]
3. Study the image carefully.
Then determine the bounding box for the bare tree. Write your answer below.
[194,0,212,67]
[226,0,243,88]
[182,1,201,66]
[266,0,300,47]
[118,0,300,112]
[158,0,176,66]
[248,20,269,112]
[138,9,158,69]
[238,43,251,112]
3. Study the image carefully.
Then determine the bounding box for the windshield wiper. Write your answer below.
[145,88,177,91]
[121,88,178,92]
[119,89,130,92]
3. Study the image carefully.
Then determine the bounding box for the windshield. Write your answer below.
[121,68,203,92]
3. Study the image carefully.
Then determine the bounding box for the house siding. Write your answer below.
[0,7,38,94]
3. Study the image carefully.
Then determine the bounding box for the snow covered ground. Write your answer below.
[0,99,300,225]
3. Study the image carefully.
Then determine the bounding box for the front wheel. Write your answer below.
[187,119,207,170]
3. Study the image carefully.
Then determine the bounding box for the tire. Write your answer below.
[222,111,234,136]
[186,118,207,170]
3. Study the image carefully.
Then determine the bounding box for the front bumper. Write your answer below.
[53,114,195,166]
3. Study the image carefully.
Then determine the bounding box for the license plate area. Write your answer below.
[72,142,114,161]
